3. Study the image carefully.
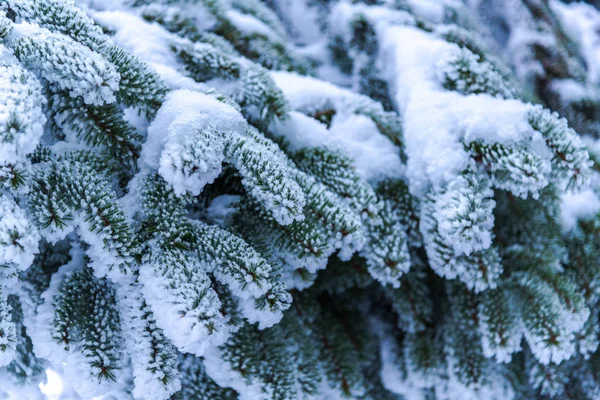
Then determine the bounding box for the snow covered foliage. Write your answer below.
[1,0,600,399]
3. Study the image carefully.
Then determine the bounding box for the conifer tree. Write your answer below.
[1,0,600,399]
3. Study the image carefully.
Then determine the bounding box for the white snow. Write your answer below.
[142,89,246,195]
[329,2,415,40]
[92,10,210,92]
[328,113,404,182]
[378,25,544,196]
[550,78,588,103]
[226,9,280,42]
[92,11,179,71]
[560,189,600,232]
[406,0,445,23]
[270,0,322,45]
[551,0,600,84]
[3,0,600,399]
[39,369,63,400]
[238,296,284,330]
[270,72,405,183]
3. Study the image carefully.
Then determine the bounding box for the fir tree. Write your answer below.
[1,0,600,399]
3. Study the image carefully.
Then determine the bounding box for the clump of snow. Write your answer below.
[270,111,332,150]
[550,79,588,103]
[238,280,290,330]
[560,189,600,232]
[270,0,322,45]
[226,9,279,42]
[376,24,560,197]
[142,89,246,195]
[329,113,404,182]
[550,0,600,84]
[92,11,179,71]
[270,72,405,183]
[91,10,204,92]
[0,368,49,399]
